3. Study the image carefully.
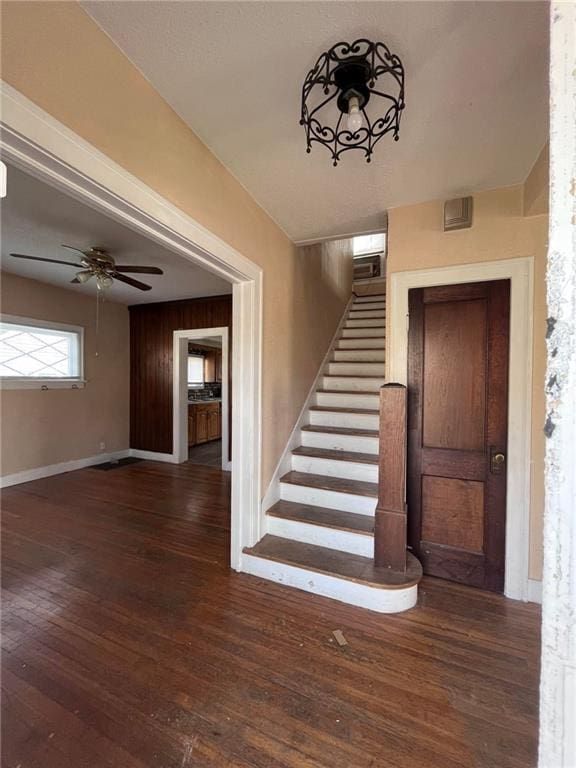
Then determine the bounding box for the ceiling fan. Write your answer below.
[9,245,164,291]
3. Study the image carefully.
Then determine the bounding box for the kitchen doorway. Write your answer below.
[173,327,230,470]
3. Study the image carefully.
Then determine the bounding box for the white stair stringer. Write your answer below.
[248,291,420,614]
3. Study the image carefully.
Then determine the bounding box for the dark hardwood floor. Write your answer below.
[1,461,541,768]
[188,439,222,467]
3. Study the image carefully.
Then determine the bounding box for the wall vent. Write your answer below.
[444,196,473,231]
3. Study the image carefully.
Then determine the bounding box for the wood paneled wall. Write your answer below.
[129,295,232,453]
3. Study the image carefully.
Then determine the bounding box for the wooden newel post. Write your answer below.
[374,383,408,572]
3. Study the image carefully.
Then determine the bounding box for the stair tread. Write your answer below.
[244,535,422,589]
[323,374,385,379]
[354,293,386,299]
[280,471,378,497]
[302,424,379,437]
[338,338,386,342]
[267,500,374,535]
[292,445,379,464]
[310,405,379,414]
[317,388,380,395]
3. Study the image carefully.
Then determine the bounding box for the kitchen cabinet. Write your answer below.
[204,350,216,382]
[188,401,222,446]
[215,350,222,382]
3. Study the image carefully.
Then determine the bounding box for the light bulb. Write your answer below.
[76,270,92,284]
[347,96,363,134]
[96,273,114,290]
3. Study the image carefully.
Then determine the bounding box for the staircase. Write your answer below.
[243,291,422,613]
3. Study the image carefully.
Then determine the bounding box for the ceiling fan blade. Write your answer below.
[61,244,91,257]
[10,253,84,267]
[111,272,152,291]
[114,265,164,275]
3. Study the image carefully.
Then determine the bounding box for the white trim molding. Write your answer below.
[388,256,534,602]
[0,450,131,488]
[527,579,543,605]
[539,4,576,767]
[173,327,229,469]
[0,81,263,572]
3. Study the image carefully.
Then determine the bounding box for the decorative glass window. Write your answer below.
[0,315,83,387]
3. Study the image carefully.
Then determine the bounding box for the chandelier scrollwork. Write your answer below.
[300,38,405,166]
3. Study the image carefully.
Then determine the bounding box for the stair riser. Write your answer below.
[292,454,378,483]
[316,391,380,409]
[341,327,385,338]
[337,338,385,349]
[267,516,374,557]
[332,349,385,361]
[302,430,379,454]
[354,294,386,303]
[352,301,385,311]
[327,362,385,376]
[280,482,377,515]
[321,376,385,392]
[345,319,386,328]
[348,310,386,320]
[309,410,380,430]
[241,555,418,613]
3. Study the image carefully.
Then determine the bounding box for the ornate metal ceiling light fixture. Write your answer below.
[300,38,405,166]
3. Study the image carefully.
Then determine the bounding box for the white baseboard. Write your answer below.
[0,449,131,488]
[128,449,177,463]
[527,579,543,604]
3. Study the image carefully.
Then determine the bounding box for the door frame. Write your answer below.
[388,256,534,601]
[173,326,230,469]
[0,82,263,571]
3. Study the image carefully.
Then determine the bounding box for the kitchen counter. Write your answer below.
[188,399,221,405]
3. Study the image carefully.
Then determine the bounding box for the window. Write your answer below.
[187,355,204,385]
[0,315,84,389]
[353,233,386,256]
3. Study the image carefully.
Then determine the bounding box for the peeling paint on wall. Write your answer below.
[538,4,576,768]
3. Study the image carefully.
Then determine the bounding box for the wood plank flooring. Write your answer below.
[1,461,541,768]
[188,438,223,467]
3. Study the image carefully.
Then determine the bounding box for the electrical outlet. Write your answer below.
[99,441,106,452]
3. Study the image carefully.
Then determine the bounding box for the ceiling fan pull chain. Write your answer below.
[95,289,100,358]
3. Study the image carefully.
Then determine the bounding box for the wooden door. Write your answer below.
[407,280,510,592]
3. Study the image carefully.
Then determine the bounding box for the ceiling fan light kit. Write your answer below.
[10,245,164,292]
[300,38,405,166]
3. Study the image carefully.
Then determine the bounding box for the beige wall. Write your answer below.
[0,2,353,489]
[386,184,548,579]
[1,272,130,475]
[524,142,549,217]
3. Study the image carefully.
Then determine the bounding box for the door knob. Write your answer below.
[490,450,506,474]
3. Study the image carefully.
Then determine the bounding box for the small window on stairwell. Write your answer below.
[353,233,386,280]
[353,233,386,257]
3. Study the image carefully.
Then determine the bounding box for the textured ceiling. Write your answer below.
[83,0,549,243]
[1,165,232,305]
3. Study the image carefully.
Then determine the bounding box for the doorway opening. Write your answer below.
[1,85,263,570]
[388,256,533,600]
[173,327,230,470]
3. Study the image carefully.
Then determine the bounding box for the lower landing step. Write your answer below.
[242,535,422,614]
